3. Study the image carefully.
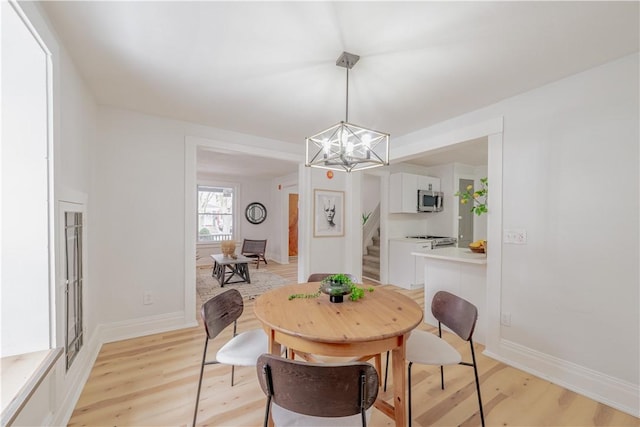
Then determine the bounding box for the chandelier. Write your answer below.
[305,52,390,173]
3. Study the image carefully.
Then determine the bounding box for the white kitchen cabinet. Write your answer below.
[388,239,432,289]
[389,173,440,213]
[416,249,487,344]
[418,175,440,192]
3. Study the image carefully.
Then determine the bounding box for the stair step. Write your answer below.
[363,254,380,266]
[366,246,380,257]
[362,264,380,281]
[363,233,380,281]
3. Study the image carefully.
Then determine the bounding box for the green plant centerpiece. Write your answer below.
[320,274,353,303]
[288,274,374,302]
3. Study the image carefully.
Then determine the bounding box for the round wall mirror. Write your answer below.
[245,202,267,224]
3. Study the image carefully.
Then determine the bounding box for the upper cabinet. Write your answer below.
[389,173,441,213]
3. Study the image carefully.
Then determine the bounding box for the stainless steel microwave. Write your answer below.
[417,190,444,212]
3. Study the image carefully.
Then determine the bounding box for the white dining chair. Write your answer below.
[193,288,268,426]
[384,290,485,427]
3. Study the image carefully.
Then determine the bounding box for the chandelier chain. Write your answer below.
[345,68,349,123]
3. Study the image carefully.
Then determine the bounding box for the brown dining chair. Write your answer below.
[241,239,268,269]
[256,354,379,427]
[384,290,485,427]
[193,289,268,427]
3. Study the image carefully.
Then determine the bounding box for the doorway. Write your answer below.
[457,178,474,248]
[288,193,298,256]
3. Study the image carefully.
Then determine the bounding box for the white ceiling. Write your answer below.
[41,1,639,177]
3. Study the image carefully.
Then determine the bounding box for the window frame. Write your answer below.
[196,182,240,244]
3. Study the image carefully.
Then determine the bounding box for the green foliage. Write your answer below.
[321,273,353,286]
[362,211,372,225]
[288,274,374,301]
[288,287,322,300]
[454,177,488,216]
[321,274,374,301]
[348,284,375,301]
[199,227,211,235]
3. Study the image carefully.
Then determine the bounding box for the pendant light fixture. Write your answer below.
[305,52,390,173]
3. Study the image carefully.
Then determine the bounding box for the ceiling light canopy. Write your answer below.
[305,52,390,173]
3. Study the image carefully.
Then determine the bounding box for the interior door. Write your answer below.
[458,178,474,248]
[288,193,298,256]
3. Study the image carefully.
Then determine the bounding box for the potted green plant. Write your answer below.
[288,274,374,302]
[320,274,353,303]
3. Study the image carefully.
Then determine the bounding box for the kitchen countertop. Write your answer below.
[411,246,487,265]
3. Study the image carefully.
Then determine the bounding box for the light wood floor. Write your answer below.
[68,259,639,426]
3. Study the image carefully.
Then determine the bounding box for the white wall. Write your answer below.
[394,53,639,415]
[306,168,349,274]
[361,173,380,217]
[94,109,187,325]
[95,110,303,330]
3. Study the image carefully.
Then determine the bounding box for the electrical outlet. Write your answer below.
[143,291,153,305]
[504,229,527,244]
[501,312,511,327]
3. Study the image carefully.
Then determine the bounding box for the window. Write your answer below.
[65,211,84,370]
[2,0,52,357]
[198,185,235,242]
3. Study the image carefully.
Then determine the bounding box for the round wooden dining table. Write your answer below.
[254,282,423,427]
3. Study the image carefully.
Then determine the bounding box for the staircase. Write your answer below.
[362,234,380,282]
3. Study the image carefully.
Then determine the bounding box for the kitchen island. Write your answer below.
[412,247,487,344]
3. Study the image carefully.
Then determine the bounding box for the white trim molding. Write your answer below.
[99,312,197,345]
[485,339,640,418]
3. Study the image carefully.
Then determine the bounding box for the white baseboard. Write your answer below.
[484,338,640,418]
[53,330,104,426]
[100,311,198,344]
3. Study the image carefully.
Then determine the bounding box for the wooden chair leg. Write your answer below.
[408,361,413,427]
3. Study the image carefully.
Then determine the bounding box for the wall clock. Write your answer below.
[245,202,267,224]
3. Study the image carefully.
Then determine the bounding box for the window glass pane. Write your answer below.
[197,186,234,242]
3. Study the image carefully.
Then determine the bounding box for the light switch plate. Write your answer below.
[504,229,527,244]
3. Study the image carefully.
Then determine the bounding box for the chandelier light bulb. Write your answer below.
[322,139,330,154]
[346,141,354,156]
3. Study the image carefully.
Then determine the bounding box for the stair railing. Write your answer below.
[362,204,380,254]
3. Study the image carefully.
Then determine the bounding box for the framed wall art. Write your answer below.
[314,189,344,237]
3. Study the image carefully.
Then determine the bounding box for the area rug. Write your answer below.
[196,267,289,304]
